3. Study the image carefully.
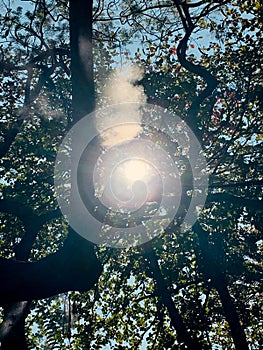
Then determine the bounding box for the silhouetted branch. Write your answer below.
[0,302,30,350]
[0,199,61,260]
[0,231,102,303]
[193,222,249,350]
[142,241,209,350]
[207,193,263,211]
[209,180,263,189]
[0,48,69,73]
[173,0,220,139]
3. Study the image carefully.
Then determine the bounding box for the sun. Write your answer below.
[120,159,151,182]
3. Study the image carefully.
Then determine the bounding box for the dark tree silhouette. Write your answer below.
[0,1,262,349]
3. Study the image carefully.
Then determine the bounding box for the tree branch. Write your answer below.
[0,199,38,225]
[0,60,60,159]
[0,231,102,303]
[0,302,30,349]
[142,241,209,350]
[193,222,249,350]
[174,1,219,139]
[207,193,263,211]
[209,180,263,189]
[0,48,69,73]
[0,120,23,159]
[0,198,62,260]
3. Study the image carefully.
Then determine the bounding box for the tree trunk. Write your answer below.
[194,223,249,350]
[142,242,210,350]
[69,0,95,122]
[214,280,249,350]
[0,1,100,349]
[0,302,30,350]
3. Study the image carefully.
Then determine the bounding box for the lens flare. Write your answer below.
[54,103,208,247]
[120,159,150,182]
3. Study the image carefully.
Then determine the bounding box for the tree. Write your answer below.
[0,0,262,349]
[0,1,101,348]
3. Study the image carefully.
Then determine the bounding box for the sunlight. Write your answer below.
[101,124,142,147]
[120,159,151,182]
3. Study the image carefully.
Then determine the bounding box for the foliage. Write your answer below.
[0,1,262,349]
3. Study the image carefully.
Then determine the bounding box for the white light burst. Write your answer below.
[54,103,208,247]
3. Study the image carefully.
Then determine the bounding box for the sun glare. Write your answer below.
[120,159,151,182]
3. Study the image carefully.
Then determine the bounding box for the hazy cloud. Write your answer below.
[96,65,146,147]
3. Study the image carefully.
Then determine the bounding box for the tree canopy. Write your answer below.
[0,1,262,349]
